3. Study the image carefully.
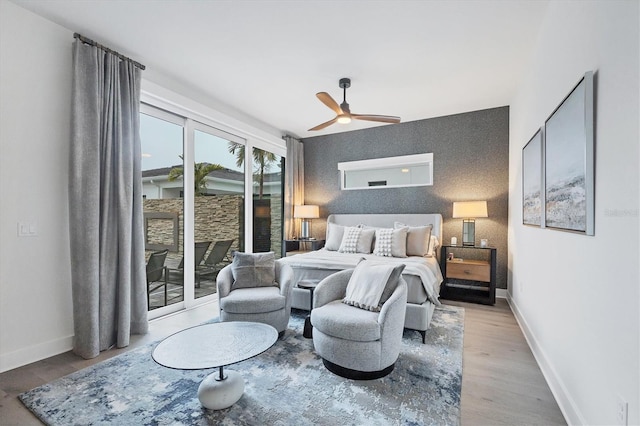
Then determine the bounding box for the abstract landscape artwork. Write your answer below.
[523,128,543,226]
[544,71,595,235]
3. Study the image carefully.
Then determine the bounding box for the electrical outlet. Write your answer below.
[616,395,628,425]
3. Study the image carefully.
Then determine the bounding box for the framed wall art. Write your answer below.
[522,128,544,227]
[544,71,595,235]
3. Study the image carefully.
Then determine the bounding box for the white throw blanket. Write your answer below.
[343,262,394,311]
[280,249,443,305]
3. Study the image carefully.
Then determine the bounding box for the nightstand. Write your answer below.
[439,245,496,305]
[283,239,325,257]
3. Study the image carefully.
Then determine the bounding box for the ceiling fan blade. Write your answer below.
[351,114,401,124]
[316,92,343,115]
[308,117,339,131]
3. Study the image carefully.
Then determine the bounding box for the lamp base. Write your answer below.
[462,219,475,246]
[300,220,310,239]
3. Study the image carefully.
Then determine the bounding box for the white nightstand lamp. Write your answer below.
[452,201,488,246]
[294,205,319,240]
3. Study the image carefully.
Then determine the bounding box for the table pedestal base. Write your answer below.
[197,369,244,410]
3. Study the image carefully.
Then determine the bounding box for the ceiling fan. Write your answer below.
[308,78,401,131]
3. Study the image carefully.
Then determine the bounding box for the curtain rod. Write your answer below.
[73,33,146,70]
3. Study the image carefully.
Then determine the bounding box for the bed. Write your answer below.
[279,213,443,343]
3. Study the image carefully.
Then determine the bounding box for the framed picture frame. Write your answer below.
[544,71,595,235]
[522,128,544,227]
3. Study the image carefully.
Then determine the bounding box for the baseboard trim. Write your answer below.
[0,335,73,373]
[506,292,584,425]
[496,288,508,299]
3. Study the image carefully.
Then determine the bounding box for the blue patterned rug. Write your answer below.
[20,305,464,425]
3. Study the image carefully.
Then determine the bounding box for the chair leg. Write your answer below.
[163,275,168,306]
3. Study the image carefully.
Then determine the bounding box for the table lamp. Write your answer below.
[452,201,488,246]
[294,205,319,240]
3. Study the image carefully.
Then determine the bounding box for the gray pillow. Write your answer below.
[231,251,276,290]
[394,222,433,257]
[379,264,406,307]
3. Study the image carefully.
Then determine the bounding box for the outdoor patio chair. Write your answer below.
[146,249,169,308]
[167,241,211,288]
[198,239,234,281]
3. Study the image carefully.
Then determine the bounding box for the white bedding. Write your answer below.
[280,249,443,305]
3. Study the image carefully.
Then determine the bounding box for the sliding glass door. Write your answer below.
[193,126,245,300]
[140,102,285,317]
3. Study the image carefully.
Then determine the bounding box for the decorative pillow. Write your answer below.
[373,227,408,258]
[231,251,276,290]
[428,235,440,257]
[378,264,406,306]
[324,223,346,251]
[394,222,433,257]
[338,227,375,254]
[343,261,405,312]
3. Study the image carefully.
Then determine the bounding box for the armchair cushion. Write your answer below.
[231,251,276,290]
[343,261,405,312]
[220,287,285,314]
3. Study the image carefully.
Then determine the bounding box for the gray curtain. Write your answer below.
[69,39,148,359]
[283,135,304,239]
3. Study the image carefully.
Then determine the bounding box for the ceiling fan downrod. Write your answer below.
[339,78,351,113]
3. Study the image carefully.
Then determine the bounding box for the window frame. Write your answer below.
[141,82,286,319]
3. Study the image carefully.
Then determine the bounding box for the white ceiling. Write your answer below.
[13,0,549,139]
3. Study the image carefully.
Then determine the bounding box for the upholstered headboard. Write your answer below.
[326,213,443,244]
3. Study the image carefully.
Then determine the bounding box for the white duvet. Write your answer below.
[279,249,443,305]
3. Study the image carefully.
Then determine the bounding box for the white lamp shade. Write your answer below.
[294,205,319,219]
[452,201,488,218]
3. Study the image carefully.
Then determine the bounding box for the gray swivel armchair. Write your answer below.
[310,267,408,380]
[217,253,294,337]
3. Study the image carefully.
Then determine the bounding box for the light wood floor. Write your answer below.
[0,298,566,425]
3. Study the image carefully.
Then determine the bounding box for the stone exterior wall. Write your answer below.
[144,194,282,264]
[144,195,241,265]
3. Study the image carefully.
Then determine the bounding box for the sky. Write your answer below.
[140,113,244,172]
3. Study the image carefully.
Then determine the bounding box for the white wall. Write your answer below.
[508,2,639,425]
[0,1,285,372]
[0,1,75,372]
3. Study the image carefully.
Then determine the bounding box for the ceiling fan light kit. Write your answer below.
[308,78,401,131]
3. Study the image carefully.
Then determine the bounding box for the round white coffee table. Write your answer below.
[152,321,278,410]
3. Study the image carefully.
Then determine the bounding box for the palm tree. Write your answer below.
[168,155,223,196]
[228,143,277,199]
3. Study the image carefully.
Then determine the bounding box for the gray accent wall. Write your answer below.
[302,106,509,290]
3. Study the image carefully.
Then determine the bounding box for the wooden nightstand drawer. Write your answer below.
[446,260,490,282]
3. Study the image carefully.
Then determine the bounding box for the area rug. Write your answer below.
[20,305,464,425]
